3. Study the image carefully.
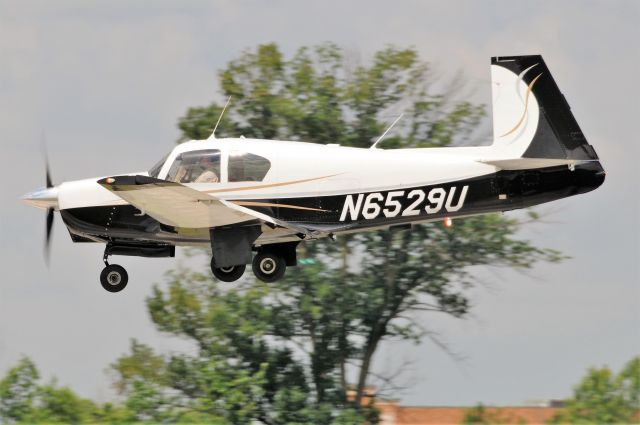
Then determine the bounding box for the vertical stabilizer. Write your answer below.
[490,55,599,161]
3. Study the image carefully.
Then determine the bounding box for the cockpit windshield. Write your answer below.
[166,150,221,183]
[148,153,169,178]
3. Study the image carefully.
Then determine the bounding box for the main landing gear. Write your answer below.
[249,243,297,283]
[210,258,246,283]
[211,243,296,284]
[210,251,287,283]
[252,251,286,283]
[100,247,128,293]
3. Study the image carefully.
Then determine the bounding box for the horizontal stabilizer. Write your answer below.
[478,158,598,170]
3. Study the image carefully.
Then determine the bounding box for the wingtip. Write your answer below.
[97,177,115,185]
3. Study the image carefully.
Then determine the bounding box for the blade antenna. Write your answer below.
[209,96,232,140]
[370,113,404,149]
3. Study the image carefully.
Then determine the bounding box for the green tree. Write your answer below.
[549,356,640,424]
[92,402,132,424]
[28,380,98,424]
[109,339,167,395]
[0,356,39,423]
[114,43,564,424]
[178,43,485,148]
[618,356,640,412]
[0,356,100,424]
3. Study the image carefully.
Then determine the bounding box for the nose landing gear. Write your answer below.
[100,245,128,293]
[100,264,128,292]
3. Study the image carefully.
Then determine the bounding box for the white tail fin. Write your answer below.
[491,60,541,157]
[490,55,599,161]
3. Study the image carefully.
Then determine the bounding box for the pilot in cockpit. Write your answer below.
[194,155,219,183]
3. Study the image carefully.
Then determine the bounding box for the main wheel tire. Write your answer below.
[210,258,246,282]
[100,264,128,293]
[252,251,286,283]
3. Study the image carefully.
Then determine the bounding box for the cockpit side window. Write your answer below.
[166,150,221,183]
[228,151,271,182]
[148,154,169,178]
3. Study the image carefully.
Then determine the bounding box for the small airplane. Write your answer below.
[23,55,605,292]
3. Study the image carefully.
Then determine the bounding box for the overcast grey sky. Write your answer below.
[0,0,638,407]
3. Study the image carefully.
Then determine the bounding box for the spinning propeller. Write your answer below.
[22,142,60,265]
[44,157,55,263]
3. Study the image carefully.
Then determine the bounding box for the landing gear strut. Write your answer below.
[100,245,128,293]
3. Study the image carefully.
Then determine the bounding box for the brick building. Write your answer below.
[351,389,562,424]
[376,401,560,425]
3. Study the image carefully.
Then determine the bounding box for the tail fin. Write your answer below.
[490,55,599,161]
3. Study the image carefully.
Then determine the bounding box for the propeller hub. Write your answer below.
[22,186,59,210]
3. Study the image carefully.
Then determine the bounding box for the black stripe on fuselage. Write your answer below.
[60,162,604,244]
[60,204,166,243]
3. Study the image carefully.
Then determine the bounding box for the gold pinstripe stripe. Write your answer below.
[232,201,329,212]
[500,72,543,137]
[202,173,341,194]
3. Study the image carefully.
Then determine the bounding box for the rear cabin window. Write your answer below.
[166,150,221,183]
[228,151,271,182]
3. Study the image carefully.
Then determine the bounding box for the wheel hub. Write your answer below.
[259,258,276,274]
[220,266,235,273]
[107,271,121,285]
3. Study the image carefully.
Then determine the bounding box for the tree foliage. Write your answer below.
[0,356,39,423]
[549,356,640,424]
[178,43,485,149]
[29,381,98,424]
[0,356,113,424]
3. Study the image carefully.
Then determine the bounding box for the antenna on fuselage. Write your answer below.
[370,113,404,149]
[208,96,232,140]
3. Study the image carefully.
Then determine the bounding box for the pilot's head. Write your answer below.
[199,156,215,168]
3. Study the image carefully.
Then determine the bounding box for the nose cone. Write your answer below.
[22,186,59,210]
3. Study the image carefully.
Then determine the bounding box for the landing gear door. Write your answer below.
[210,225,262,268]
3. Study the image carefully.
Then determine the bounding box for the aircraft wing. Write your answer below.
[96,175,339,236]
[97,175,269,229]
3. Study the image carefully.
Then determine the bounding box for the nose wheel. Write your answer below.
[100,244,128,293]
[100,264,128,292]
